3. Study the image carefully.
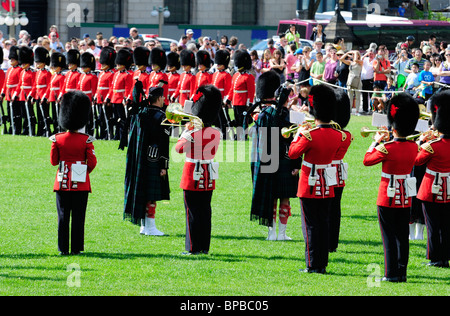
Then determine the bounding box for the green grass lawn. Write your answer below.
[0,115,449,296]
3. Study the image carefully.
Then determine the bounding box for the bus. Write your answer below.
[278,11,450,50]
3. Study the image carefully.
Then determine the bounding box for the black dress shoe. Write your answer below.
[377,276,400,283]
[426,261,449,268]
[59,251,70,256]
[299,267,326,274]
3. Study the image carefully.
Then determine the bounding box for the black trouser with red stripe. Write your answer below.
[328,187,344,252]
[377,206,410,279]
[184,190,213,253]
[300,197,332,271]
[422,201,450,264]
[56,191,89,254]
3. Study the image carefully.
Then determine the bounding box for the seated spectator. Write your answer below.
[404,63,420,95]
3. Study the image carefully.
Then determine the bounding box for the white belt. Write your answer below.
[235,90,248,93]
[168,88,176,91]
[50,87,60,91]
[180,90,190,93]
[114,89,125,93]
[303,161,331,169]
[98,87,109,90]
[218,88,224,91]
[426,168,450,178]
[65,88,76,92]
[22,86,32,89]
[82,91,92,94]
[331,160,343,165]
[6,84,18,88]
[36,85,47,88]
[381,172,410,180]
[185,157,213,164]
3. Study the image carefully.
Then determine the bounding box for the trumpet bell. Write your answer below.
[162,102,204,128]
[360,126,390,138]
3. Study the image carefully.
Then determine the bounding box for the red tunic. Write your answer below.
[0,69,5,98]
[194,70,212,92]
[288,125,343,199]
[35,69,51,100]
[19,68,36,101]
[175,127,221,191]
[148,70,169,105]
[60,70,81,99]
[415,137,450,203]
[212,70,232,102]
[77,72,98,101]
[2,65,22,101]
[363,139,419,208]
[107,70,133,104]
[226,71,255,106]
[50,132,97,192]
[133,69,150,96]
[331,130,353,188]
[172,71,195,107]
[167,72,180,99]
[94,69,115,103]
[46,72,65,102]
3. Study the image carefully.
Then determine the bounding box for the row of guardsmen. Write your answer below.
[0,44,256,141]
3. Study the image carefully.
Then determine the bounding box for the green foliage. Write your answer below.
[0,115,448,296]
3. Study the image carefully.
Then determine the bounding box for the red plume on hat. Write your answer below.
[390,103,398,119]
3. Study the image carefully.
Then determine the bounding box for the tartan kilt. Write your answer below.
[273,158,299,199]
[143,160,170,201]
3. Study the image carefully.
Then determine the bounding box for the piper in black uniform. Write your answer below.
[250,71,301,241]
[123,81,170,236]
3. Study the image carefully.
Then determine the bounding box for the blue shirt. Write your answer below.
[418,70,434,95]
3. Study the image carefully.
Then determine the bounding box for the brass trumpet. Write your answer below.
[406,130,438,141]
[281,122,313,138]
[360,126,391,138]
[161,102,203,129]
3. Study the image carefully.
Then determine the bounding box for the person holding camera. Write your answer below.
[373,47,391,90]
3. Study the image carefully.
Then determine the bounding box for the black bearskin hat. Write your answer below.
[387,93,419,137]
[197,50,211,68]
[115,48,133,69]
[180,49,196,68]
[149,47,167,70]
[256,70,280,101]
[308,84,336,123]
[133,46,150,66]
[430,90,450,135]
[167,52,180,70]
[214,49,230,68]
[80,52,96,70]
[190,85,222,125]
[334,88,351,129]
[67,49,80,66]
[59,91,91,131]
[234,49,252,71]
[34,46,50,65]
[18,46,34,65]
[8,45,19,61]
[50,52,66,69]
[99,46,116,69]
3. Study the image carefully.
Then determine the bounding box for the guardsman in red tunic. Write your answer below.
[167,52,180,104]
[363,93,420,282]
[175,85,222,255]
[18,46,36,136]
[78,52,98,136]
[148,47,168,107]
[95,47,116,140]
[225,50,255,140]
[47,52,66,134]
[212,49,232,139]
[171,49,196,107]
[194,50,212,91]
[1,46,21,135]
[288,84,344,274]
[0,48,5,133]
[34,47,52,137]
[105,48,133,141]
[59,49,81,101]
[329,89,353,252]
[132,46,151,96]
[50,91,97,255]
[415,91,450,268]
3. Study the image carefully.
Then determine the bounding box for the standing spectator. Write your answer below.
[310,52,325,85]
[310,24,326,43]
[403,63,420,95]
[178,36,188,49]
[285,24,301,49]
[185,29,195,42]
[267,39,276,56]
[417,60,435,102]
[49,32,63,53]
[310,39,325,61]
[49,25,59,39]
[335,50,349,87]
[285,44,298,81]
[296,47,313,87]
[405,48,425,73]
[86,40,101,70]
[393,48,410,78]
[249,50,262,81]
[269,49,286,84]
[200,36,215,60]
[437,48,450,93]
[361,48,375,114]
[323,48,339,84]
[261,49,272,73]
[1,40,10,71]
[228,36,238,51]
[341,50,363,113]
[129,27,143,41]
[373,47,391,90]
[430,53,442,85]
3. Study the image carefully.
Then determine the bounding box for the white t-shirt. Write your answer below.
[361,57,375,80]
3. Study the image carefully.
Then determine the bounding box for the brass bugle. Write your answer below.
[161,102,203,129]
[406,130,438,141]
[360,126,391,138]
[419,111,432,119]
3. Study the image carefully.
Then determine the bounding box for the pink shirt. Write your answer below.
[285,53,297,75]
